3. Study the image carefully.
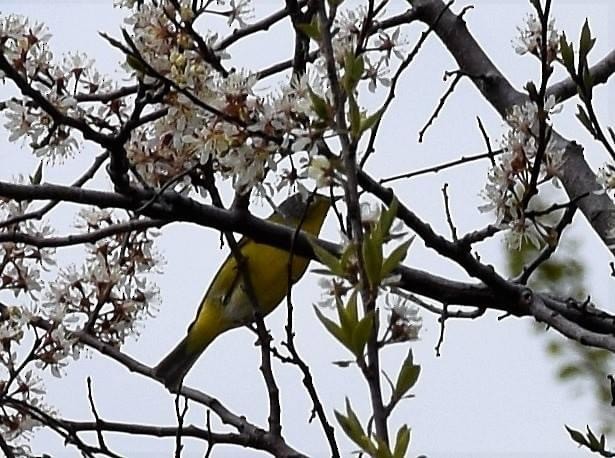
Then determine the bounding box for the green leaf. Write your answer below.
[393,425,411,458]
[348,92,361,139]
[125,54,148,74]
[600,433,606,449]
[336,299,355,342]
[545,341,562,356]
[577,20,596,78]
[335,398,373,453]
[345,290,359,326]
[395,349,421,399]
[30,161,43,185]
[343,53,364,92]
[297,18,321,41]
[565,425,589,447]
[310,268,338,276]
[332,359,353,368]
[579,19,595,58]
[558,364,582,380]
[576,104,596,136]
[378,197,399,239]
[381,239,413,278]
[359,109,383,135]
[99,31,127,53]
[121,28,138,52]
[351,312,373,358]
[362,232,383,289]
[314,306,349,348]
[309,240,343,276]
[374,438,393,458]
[559,34,575,74]
[586,426,601,449]
[308,88,331,123]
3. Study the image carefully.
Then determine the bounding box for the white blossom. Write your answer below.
[360,201,380,226]
[385,294,422,342]
[514,14,560,62]
[307,155,336,188]
[597,163,615,193]
[224,0,253,28]
[373,28,407,65]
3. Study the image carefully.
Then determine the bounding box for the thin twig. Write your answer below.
[0,151,109,229]
[204,411,215,458]
[379,149,503,184]
[174,394,189,458]
[441,183,458,241]
[360,1,452,167]
[418,70,462,142]
[216,1,308,50]
[85,377,115,456]
[435,302,449,357]
[0,218,169,248]
[476,116,496,166]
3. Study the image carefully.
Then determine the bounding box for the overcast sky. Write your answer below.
[1,1,614,457]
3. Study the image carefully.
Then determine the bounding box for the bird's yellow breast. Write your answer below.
[212,242,310,325]
[184,196,330,353]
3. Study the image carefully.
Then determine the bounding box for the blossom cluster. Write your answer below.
[0,358,51,453]
[118,1,409,196]
[478,6,568,250]
[326,6,406,93]
[119,1,316,194]
[1,197,162,446]
[40,208,163,348]
[480,95,566,250]
[0,15,123,163]
[2,1,410,199]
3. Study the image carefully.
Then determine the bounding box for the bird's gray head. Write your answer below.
[276,193,329,220]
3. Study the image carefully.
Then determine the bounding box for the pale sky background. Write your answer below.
[0,1,614,457]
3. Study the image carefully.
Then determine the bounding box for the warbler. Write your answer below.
[154,193,331,389]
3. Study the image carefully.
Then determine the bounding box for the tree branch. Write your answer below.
[2,180,615,353]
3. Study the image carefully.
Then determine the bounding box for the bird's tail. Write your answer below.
[155,303,228,390]
[153,333,215,391]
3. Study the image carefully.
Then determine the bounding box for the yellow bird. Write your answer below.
[154,193,331,389]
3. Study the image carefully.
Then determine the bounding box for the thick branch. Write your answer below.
[2,181,615,351]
